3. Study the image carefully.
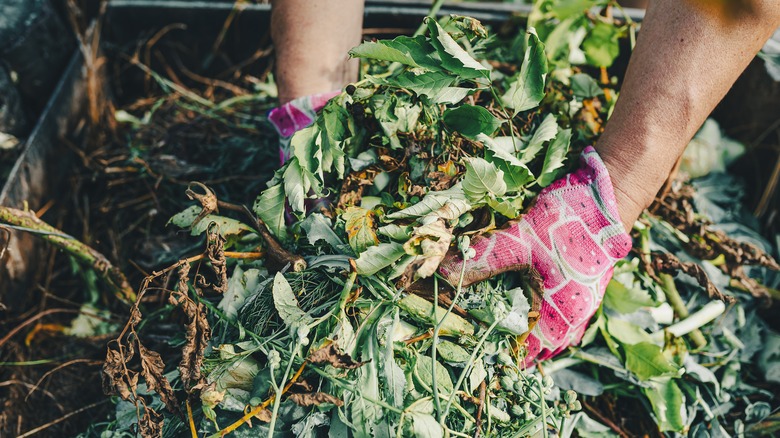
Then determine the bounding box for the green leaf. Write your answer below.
[583,22,621,67]
[468,359,488,393]
[317,101,350,178]
[349,41,421,67]
[388,71,471,104]
[416,354,453,394]
[603,278,655,314]
[642,378,687,432]
[443,105,503,139]
[169,205,252,237]
[386,185,469,220]
[495,287,531,335]
[253,184,287,240]
[501,29,548,115]
[571,73,604,99]
[384,35,442,71]
[436,341,471,363]
[272,272,313,328]
[477,134,534,191]
[462,157,507,203]
[342,206,380,254]
[624,342,681,381]
[607,318,653,346]
[354,242,406,276]
[219,267,262,321]
[536,128,571,187]
[300,213,345,249]
[553,0,598,21]
[404,412,444,438]
[427,19,489,79]
[521,114,558,163]
[488,196,526,219]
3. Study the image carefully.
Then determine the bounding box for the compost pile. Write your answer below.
[3,2,780,437]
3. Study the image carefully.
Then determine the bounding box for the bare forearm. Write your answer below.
[597,0,780,230]
[271,0,364,104]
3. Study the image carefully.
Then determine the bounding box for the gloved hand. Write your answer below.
[268,91,340,164]
[438,146,632,363]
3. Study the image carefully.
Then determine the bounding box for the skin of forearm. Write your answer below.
[596,0,780,230]
[271,0,364,104]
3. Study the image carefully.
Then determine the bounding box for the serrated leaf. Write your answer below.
[343,207,379,253]
[354,242,406,276]
[384,35,442,71]
[388,71,460,102]
[253,184,287,240]
[571,73,604,99]
[317,101,350,178]
[427,19,489,78]
[583,21,621,67]
[283,159,309,213]
[536,128,571,187]
[387,185,468,219]
[522,113,559,163]
[272,272,313,328]
[502,29,547,115]
[624,342,681,381]
[462,157,507,203]
[443,105,503,139]
[300,213,345,249]
[349,41,421,67]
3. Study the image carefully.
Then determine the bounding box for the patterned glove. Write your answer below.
[268,91,340,164]
[438,146,632,363]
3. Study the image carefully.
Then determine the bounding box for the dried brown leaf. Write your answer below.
[307,344,367,369]
[169,263,211,392]
[207,224,228,294]
[138,343,181,416]
[652,252,735,304]
[288,392,344,407]
[138,408,164,438]
[102,343,138,400]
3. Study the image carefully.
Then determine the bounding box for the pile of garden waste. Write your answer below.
[50,3,780,437]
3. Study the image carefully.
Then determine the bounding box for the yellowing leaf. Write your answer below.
[343,206,379,253]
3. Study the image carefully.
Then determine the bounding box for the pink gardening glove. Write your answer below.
[438,146,632,364]
[268,91,340,164]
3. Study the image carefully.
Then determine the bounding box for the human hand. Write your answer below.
[438,146,632,363]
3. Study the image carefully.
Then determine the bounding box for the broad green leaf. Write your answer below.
[349,41,421,67]
[283,159,309,213]
[427,20,489,79]
[436,341,471,363]
[291,125,320,176]
[342,207,379,253]
[254,184,287,240]
[468,359,488,392]
[386,185,468,219]
[477,134,534,191]
[388,71,471,104]
[404,412,444,438]
[443,105,503,139]
[488,196,526,219]
[416,354,453,395]
[553,0,597,20]
[583,21,621,67]
[607,318,653,346]
[536,128,571,187]
[384,35,442,71]
[521,114,558,163]
[300,213,345,249]
[377,223,412,241]
[354,242,406,276]
[603,278,656,314]
[272,272,313,328]
[642,378,687,432]
[169,205,252,237]
[317,101,350,178]
[462,157,507,203]
[624,342,681,381]
[501,29,548,115]
[477,134,523,167]
[571,73,604,99]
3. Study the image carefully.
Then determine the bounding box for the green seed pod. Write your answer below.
[497,352,513,366]
[542,375,554,389]
[572,400,582,411]
[527,390,540,402]
[564,390,577,404]
[513,381,525,393]
[500,376,515,390]
[510,404,525,417]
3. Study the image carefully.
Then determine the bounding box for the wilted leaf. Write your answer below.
[495,287,531,335]
[300,213,345,249]
[288,392,344,407]
[308,343,368,369]
[343,207,380,253]
[219,267,262,321]
[169,263,211,391]
[603,277,656,314]
[403,218,454,280]
[502,29,547,115]
[138,343,181,415]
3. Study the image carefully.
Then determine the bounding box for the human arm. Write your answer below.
[270,0,364,104]
[597,0,780,231]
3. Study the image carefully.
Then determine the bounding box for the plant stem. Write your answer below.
[659,273,707,348]
[268,345,298,438]
[649,300,726,344]
[0,206,135,301]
